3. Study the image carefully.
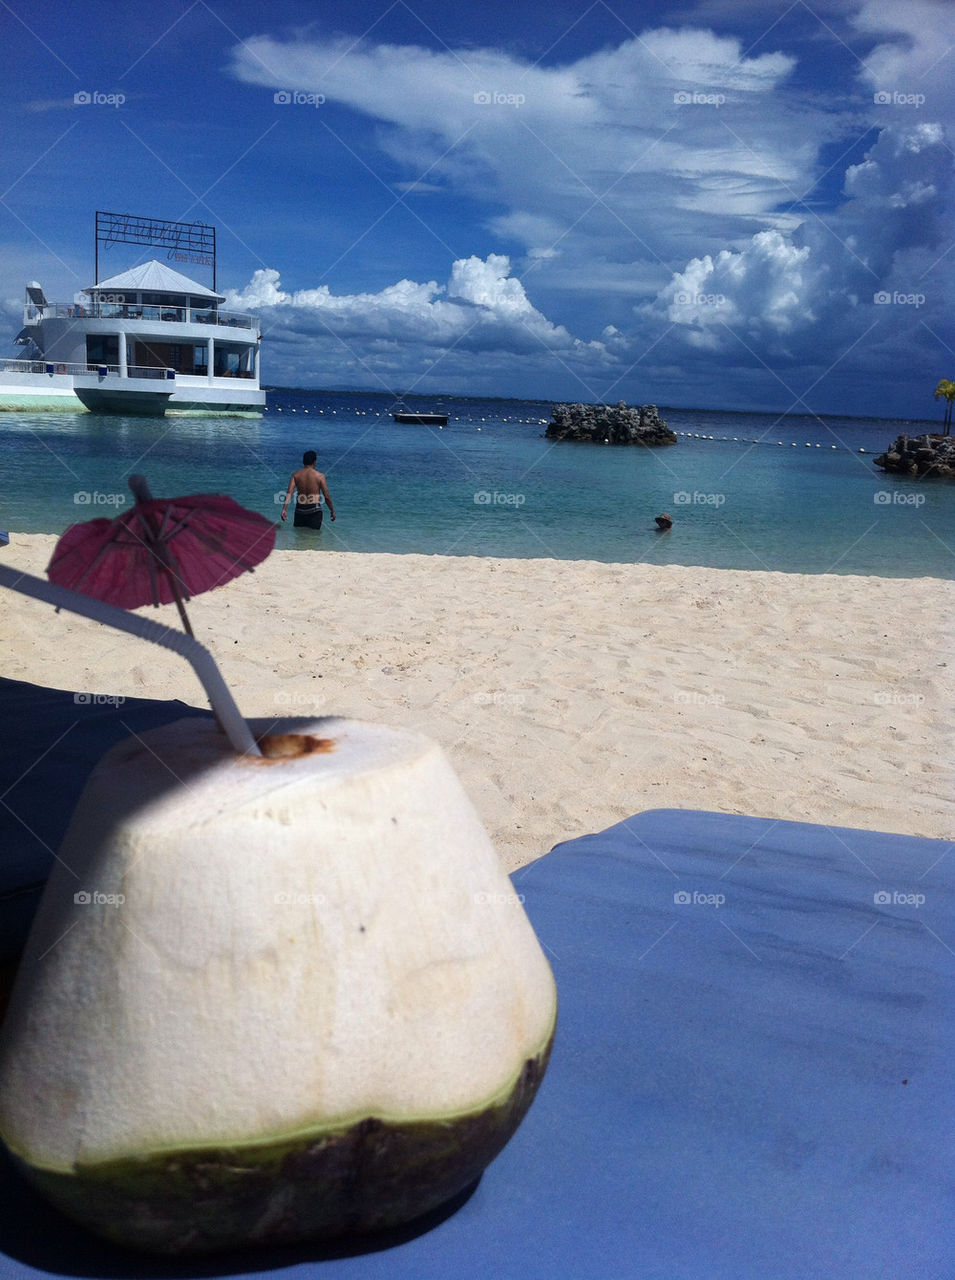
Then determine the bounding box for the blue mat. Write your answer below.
[0,680,952,1278]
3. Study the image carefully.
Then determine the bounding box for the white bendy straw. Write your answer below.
[0,564,260,757]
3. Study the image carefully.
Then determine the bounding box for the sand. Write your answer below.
[1,533,952,870]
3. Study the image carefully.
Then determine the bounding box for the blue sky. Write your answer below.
[1,0,953,416]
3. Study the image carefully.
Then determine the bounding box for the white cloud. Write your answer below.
[223,14,954,410]
[648,120,952,355]
[225,254,613,396]
[844,121,947,211]
[659,230,815,349]
[231,110,953,406]
[854,0,955,116]
[230,25,813,285]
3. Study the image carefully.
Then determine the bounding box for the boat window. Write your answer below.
[86,334,119,364]
[132,340,195,373]
[213,343,245,377]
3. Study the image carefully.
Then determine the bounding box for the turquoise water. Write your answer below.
[1,391,952,577]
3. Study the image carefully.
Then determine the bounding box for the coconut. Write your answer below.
[0,717,557,1255]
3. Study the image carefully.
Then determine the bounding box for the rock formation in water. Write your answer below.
[874,433,955,478]
[545,402,676,446]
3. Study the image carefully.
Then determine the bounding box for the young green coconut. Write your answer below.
[0,568,557,1256]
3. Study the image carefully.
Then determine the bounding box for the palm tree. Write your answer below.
[934,378,955,436]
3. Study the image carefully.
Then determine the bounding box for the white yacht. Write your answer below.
[1,258,264,417]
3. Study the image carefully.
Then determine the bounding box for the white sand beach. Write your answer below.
[1,533,952,871]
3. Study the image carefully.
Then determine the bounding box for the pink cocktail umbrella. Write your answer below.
[48,475,275,637]
[10,474,280,756]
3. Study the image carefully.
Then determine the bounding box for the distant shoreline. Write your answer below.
[260,387,943,428]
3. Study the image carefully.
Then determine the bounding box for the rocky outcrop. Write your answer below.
[874,433,955,478]
[545,401,676,446]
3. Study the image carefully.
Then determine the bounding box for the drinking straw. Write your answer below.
[0,564,260,757]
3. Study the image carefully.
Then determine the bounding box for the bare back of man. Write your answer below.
[281,452,336,528]
[291,466,323,505]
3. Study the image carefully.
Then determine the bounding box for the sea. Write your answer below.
[2,390,952,578]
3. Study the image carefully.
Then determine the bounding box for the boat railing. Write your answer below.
[86,364,175,380]
[24,303,259,332]
[1,358,89,376]
[1,358,49,374]
[124,365,175,380]
[0,358,174,379]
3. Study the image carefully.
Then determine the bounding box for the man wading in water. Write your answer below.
[281,450,336,530]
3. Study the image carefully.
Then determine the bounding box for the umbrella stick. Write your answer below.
[0,565,260,757]
[168,579,195,638]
